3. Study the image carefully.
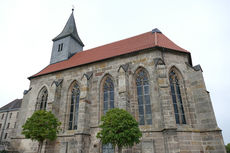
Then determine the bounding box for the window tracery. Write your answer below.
[102,76,114,153]
[36,87,48,110]
[169,70,186,124]
[136,69,152,125]
[68,82,80,130]
[103,77,114,114]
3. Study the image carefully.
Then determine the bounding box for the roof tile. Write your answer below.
[30,31,188,79]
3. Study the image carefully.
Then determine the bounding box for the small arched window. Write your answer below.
[103,77,114,114]
[68,83,80,130]
[36,87,48,110]
[136,69,152,125]
[169,70,186,124]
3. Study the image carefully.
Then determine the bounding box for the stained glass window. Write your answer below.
[37,87,48,110]
[136,69,152,125]
[103,77,114,114]
[69,83,80,130]
[102,77,114,153]
[169,70,186,124]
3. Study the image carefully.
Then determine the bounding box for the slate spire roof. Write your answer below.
[52,10,84,47]
[30,29,190,79]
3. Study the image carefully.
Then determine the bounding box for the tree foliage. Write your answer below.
[96,108,142,152]
[226,143,230,153]
[22,110,61,152]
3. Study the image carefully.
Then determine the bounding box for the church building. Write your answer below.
[11,10,226,153]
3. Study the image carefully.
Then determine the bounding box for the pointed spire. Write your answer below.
[53,10,84,47]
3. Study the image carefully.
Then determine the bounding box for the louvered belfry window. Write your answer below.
[68,83,80,130]
[169,70,186,124]
[136,69,152,125]
[58,43,63,52]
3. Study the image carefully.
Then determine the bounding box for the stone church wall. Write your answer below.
[12,48,226,153]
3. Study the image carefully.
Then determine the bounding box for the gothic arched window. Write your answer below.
[169,70,186,124]
[103,77,114,114]
[102,76,115,153]
[68,83,80,130]
[136,69,152,125]
[36,87,48,110]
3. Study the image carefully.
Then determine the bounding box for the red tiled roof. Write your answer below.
[30,31,189,79]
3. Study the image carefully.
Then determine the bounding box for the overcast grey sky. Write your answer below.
[0,0,229,144]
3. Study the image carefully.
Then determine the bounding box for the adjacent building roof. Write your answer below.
[0,99,22,112]
[29,29,189,79]
[52,11,84,47]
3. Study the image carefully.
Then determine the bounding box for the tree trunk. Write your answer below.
[37,141,43,153]
[118,146,122,153]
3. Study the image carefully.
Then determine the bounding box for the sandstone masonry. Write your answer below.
[10,11,226,153]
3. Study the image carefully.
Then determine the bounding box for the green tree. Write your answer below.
[96,108,142,153]
[226,143,230,153]
[22,110,61,153]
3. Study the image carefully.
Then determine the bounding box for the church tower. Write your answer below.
[50,10,84,64]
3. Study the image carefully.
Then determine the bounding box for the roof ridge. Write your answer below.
[154,32,157,46]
